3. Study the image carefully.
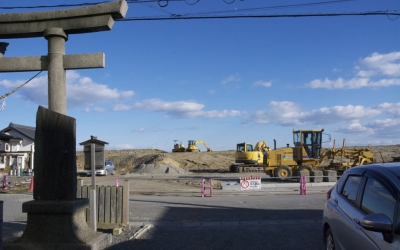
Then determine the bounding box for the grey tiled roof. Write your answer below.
[0,132,14,140]
[1,123,35,140]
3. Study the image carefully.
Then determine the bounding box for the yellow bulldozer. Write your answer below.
[186,140,212,152]
[230,129,328,179]
[172,140,186,152]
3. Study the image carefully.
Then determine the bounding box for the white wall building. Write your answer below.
[0,123,35,171]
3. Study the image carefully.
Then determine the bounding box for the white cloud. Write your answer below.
[245,101,400,140]
[110,98,243,118]
[377,102,400,118]
[85,107,107,113]
[246,101,380,126]
[108,144,135,150]
[333,122,373,134]
[246,101,307,126]
[307,77,400,89]
[305,51,400,89]
[222,73,241,84]
[364,118,400,138]
[304,105,381,124]
[253,80,272,87]
[358,51,400,77]
[0,70,134,107]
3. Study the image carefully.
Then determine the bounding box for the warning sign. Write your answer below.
[240,176,261,190]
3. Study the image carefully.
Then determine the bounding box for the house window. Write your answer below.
[5,143,10,152]
[12,144,19,152]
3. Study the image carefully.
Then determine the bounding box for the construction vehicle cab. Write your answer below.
[172,140,186,152]
[235,142,263,164]
[293,129,324,162]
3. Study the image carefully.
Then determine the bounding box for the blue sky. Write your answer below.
[1,0,400,151]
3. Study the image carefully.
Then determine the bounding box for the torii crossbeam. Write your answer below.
[0,0,127,115]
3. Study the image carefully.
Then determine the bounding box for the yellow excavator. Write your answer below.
[172,140,186,152]
[230,129,329,179]
[186,140,212,152]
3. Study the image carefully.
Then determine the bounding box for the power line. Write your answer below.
[174,0,356,17]
[117,11,400,21]
[0,0,355,10]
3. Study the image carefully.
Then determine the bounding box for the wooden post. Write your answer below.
[105,186,111,224]
[98,186,105,224]
[90,143,97,231]
[110,186,117,224]
[117,186,123,223]
[122,180,130,226]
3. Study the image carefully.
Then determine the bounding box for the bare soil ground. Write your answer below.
[2,145,399,195]
[73,145,400,196]
[77,145,400,174]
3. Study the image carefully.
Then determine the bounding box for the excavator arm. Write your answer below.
[254,141,270,152]
[194,140,212,152]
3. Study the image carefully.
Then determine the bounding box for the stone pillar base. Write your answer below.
[4,199,111,250]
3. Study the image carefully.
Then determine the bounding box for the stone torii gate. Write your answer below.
[0,1,128,249]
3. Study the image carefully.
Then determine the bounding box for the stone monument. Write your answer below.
[0,1,128,249]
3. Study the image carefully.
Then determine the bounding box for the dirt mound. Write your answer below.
[131,163,187,175]
[129,153,187,175]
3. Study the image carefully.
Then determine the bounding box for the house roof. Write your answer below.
[0,132,14,141]
[1,122,35,140]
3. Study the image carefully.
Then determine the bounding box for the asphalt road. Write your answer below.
[106,194,327,250]
[1,183,329,249]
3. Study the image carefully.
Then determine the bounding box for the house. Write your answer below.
[0,123,35,171]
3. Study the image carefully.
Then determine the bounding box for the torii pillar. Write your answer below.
[0,1,128,249]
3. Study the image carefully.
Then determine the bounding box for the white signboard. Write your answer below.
[240,176,261,190]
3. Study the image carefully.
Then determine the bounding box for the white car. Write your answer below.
[86,160,116,176]
[323,162,400,250]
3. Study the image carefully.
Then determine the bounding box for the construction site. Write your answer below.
[74,133,400,180]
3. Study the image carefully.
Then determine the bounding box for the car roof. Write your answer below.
[346,162,400,190]
[363,163,400,176]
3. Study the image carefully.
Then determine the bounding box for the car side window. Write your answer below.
[341,175,362,205]
[361,177,396,221]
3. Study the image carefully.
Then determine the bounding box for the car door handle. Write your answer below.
[333,198,338,204]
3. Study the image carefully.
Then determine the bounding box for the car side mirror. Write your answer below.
[361,213,393,243]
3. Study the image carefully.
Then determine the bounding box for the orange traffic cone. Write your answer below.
[28,177,34,191]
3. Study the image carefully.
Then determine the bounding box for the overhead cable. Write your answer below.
[117,11,400,21]
[0,0,354,9]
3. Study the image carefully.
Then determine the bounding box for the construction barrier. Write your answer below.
[2,175,8,189]
[201,179,213,197]
[28,177,34,191]
[300,176,307,195]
